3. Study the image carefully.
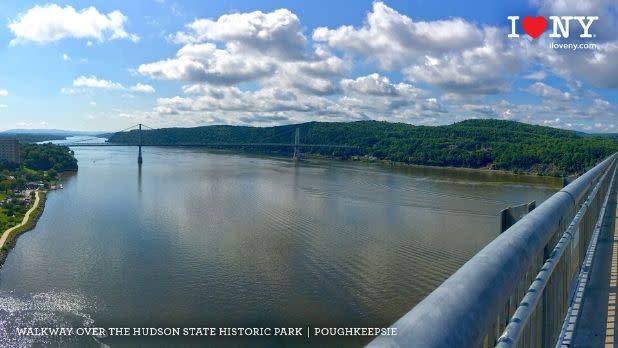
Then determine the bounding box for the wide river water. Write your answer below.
[0,147,560,347]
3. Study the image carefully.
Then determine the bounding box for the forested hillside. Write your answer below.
[20,143,78,172]
[108,119,618,176]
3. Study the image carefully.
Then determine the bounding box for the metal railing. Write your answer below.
[368,154,617,348]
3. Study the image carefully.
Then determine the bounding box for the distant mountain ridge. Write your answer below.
[2,129,102,136]
[108,119,618,176]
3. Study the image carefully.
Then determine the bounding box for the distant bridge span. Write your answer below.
[62,124,359,163]
[66,143,359,149]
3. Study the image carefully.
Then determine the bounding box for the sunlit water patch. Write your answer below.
[0,290,100,347]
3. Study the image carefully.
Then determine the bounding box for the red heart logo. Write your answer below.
[522,16,547,39]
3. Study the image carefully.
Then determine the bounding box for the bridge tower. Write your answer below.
[137,123,143,165]
[292,127,300,161]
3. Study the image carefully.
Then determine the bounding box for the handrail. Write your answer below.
[496,159,615,347]
[368,153,616,348]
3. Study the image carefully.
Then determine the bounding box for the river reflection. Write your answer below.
[0,147,560,346]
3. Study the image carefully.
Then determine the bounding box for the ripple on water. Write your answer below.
[0,290,102,348]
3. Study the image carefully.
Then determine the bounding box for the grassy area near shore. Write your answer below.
[0,191,46,267]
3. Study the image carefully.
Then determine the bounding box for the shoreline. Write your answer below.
[173,147,566,185]
[0,190,47,269]
[140,145,566,178]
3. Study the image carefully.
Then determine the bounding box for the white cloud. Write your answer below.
[462,104,499,117]
[171,8,306,60]
[130,83,155,93]
[8,4,139,45]
[16,121,49,128]
[527,0,618,89]
[146,72,444,126]
[338,73,444,117]
[313,2,483,69]
[62,53,71,61]
[527,82,572,102]
[140,8,346,95]
[524,71,547,81]
[313,1,617,95]
[341,73,399,96]
[74,76,124,90]
[404,27,530,95]
[66,76,155,94]
[0,90,7,97]
[532,0,617,41]
[60,88,76,95]
[138,43,277,84]
[313,3,530,96]
[129,2,617,131]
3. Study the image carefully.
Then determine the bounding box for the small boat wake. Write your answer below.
[0,290,104,347]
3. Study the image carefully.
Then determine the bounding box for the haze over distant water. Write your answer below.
[2,129,103,136]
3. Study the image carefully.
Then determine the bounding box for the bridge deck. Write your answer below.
[573,174,618,347]
[65,143,359,149]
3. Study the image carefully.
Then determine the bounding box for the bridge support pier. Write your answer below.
[137,123,143,165]
[292,127,300,161]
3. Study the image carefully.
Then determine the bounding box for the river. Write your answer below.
[0,146,560,347]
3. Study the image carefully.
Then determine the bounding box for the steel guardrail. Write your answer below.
[368,154,617,348]
[496,157,616,347]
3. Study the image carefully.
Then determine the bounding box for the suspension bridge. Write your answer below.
[63,123,360,164]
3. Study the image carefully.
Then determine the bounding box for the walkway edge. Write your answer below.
[556,164,618,346]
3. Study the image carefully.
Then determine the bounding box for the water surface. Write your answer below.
[0,147,560,346]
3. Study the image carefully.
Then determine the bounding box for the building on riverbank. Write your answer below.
[0,139,20,163]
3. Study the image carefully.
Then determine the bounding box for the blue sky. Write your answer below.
[0,0,616,132]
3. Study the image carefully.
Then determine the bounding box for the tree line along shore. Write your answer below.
[0,143,77,267]
[108,119,618,177]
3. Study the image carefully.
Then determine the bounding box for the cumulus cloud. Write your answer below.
[524,71,547,81]
[407,27,531,95]
[73,76,124,90]
[172,8,306,60]
[527,0,618,89]
[130,83,156,93]
[8,4,138,45]
[65,76,154,94]
[313,3,530,96]
[462,104,499,117]
[338,73,444,116]
[139,8,346,94]
[313,2,483,70]
[128,2,617,131]
[341,73,399,96]
[532,0,617,41]
[527,82,573,102]
[313,1,617,95]
[160,85,336,114]
[144,72,443,126]
[0,89,7,97]
[138,43,277,84]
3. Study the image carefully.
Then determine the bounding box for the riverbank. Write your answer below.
[197,148,565,187]
[0,190,46,268]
